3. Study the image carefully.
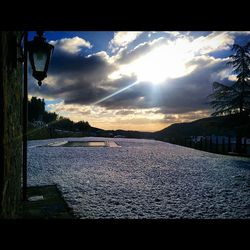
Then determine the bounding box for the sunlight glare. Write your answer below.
[115,39,196,84]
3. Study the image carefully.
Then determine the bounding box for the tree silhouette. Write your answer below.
[28,96,93,137]
[74,121,91,135]
[28,96,45,122]
[209,42,250,154]
[209,42,250,116]
[43,111,58,124]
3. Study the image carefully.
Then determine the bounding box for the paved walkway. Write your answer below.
[22,185,76,219]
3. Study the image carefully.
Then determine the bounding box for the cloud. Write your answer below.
[28,47,117,105]
[152,56,229,114]
[113,37,167,65]
[162,110,212,124]
[229,31,250,36]
[47,101,212,132]
[48,101,166,131]
[50,36,92,54]
[109,32,143,51]
[48,102,91,116]
[164,31,181,36]
[191,31,234,54]
[114,32,235,66]
[99,55,229,114]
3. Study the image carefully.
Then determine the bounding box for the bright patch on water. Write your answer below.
[65,141,107,147]
[44,140,120,147]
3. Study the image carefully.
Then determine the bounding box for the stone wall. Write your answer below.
[0,31,23,218]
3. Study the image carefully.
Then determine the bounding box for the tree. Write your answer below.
[74,121,91,136]
[227,43,250,113]
[209,42,250,154]
[209,42,250,116]
[43,111,58,124]
[53,117,74,131]
[28,97,45,122]
[28,96,93,137]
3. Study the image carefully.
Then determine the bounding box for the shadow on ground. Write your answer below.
[21,185,76,219]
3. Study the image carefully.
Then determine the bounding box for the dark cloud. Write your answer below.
[96,56,229,114]
[150,57,229,114]
[29,48,117,105]
[49,50,115,82]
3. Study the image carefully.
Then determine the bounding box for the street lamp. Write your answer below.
[21,31,54,201]
[28,31,54,86]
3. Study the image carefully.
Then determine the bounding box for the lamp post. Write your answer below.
[22,31,54,201]
[28,31,54,86]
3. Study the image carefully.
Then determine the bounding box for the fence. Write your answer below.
[163,136,250,156]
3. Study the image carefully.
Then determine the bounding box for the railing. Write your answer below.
[162,136,250,156]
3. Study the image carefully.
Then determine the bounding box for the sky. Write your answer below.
[28,31,250,132]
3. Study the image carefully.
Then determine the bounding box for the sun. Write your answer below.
[111,40,197,85]
[134,43,195,84]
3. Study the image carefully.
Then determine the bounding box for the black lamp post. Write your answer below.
[28,31,54,86]
[22,31,54,201]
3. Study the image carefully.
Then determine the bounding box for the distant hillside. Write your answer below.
[28,111,250,141]
[91,114,250,140]
[88,127,152,138]
[109,129,152,138]
[153,114,250,140]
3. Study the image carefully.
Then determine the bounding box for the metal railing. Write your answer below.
[162,136,250,156]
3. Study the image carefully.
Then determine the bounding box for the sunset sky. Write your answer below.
[28,31,250,132]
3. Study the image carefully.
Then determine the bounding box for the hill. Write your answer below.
[91,114,250,140]
[153,114,250,140]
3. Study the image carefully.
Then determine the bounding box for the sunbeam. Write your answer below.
[93,80,140,105]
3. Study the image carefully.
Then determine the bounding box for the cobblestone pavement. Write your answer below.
[28,137,250,219]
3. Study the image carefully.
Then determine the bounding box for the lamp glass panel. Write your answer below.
[33,51,47,72]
